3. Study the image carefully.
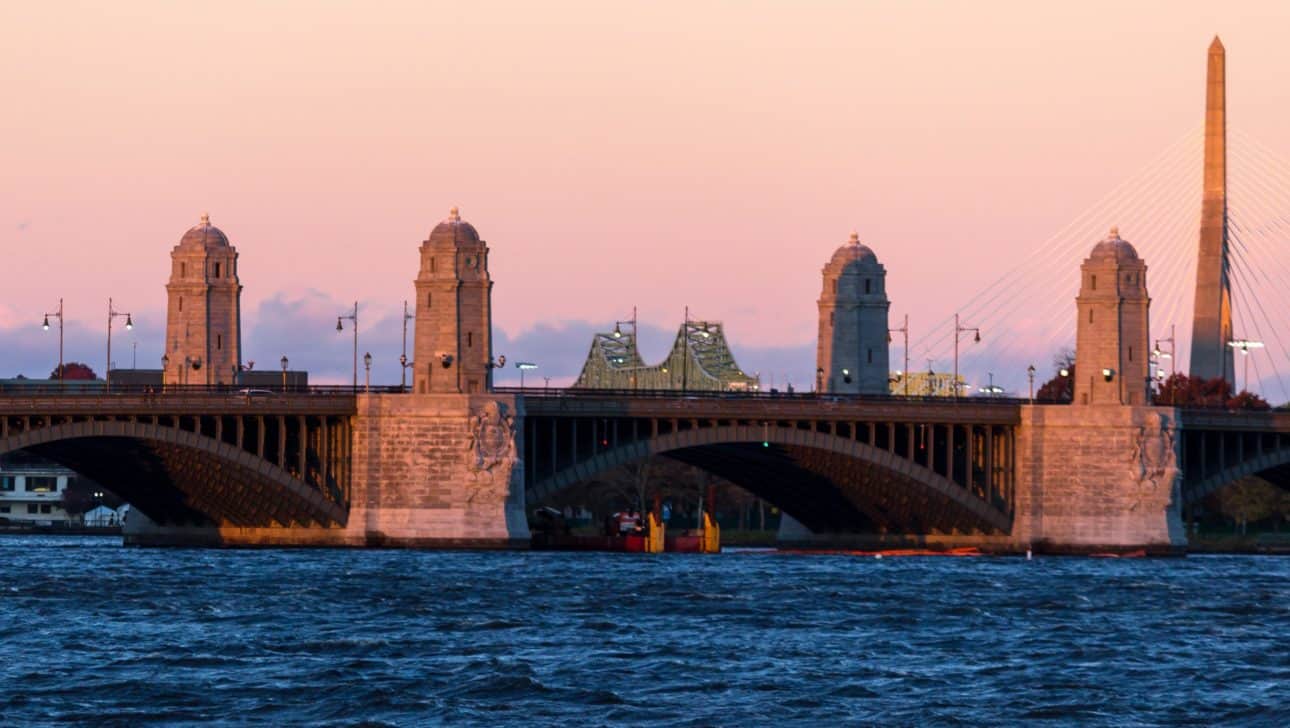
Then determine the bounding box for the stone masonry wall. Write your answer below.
[347,392,529,547]
[1013,404,1186,553]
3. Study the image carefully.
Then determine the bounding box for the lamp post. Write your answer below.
[363,352,372,392]
[400,300,414,392]
[106,298,133,392]
[1027,364,1036,403]
[161,354,169,389]
[953,313,980,399]
[1152,324,1176,380]
[516,361,538,389]
[612,306,638,389]
[280,355,289,391]
[1227,339,1265,393]
[42,298,64,390]
[815,367,824,393]
[889,314,909,396]
[336,301,358,390]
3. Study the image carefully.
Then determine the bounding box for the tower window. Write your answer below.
[829,312,834,326]
[832,279,837,294]
[179,297,183,312]
[1128,346,1133,362]
[181,262,187,277]
[1091,275,1096,290]
[864,279,871,294]
[467,332,473,348]
[1088,309,1094,324]
[431,257,436,273]
[217,334,222,350]
[867,348,873,364]
[214,262,221,278]
[427,293,432,308]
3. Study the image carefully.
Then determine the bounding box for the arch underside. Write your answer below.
[1185,459,1290,505]
[2,423,346,528]
[530,428,1010,535]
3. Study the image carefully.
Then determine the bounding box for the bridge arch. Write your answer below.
[0,420,346,528]
[1184,449,1290,506]
[527,424,1011,534]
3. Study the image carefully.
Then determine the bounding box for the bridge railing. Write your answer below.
[0,383,401,397]
[492,386,1041,405]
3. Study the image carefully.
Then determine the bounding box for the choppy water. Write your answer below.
[0,537,1287,726]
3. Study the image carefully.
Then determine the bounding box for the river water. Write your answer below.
[0,536,1286,726]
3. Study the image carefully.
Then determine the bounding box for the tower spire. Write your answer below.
[1189,35,1235,387]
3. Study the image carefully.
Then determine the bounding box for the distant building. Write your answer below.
[574,320,760,392]
[817,232,891,394]
[0,454,76,526]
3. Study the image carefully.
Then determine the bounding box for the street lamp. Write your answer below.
[815,367,824,393]
[1153,324,1176,380]
[280,355,289,391]
[516,361,538,389]
[953,313,980,399]
[42,298,64,390]
[161,354,169,388]
[1227,339,1265,392]
[400,300,414,392]
[337,301,358,390]
[106,298,133,392]
[1027,364,1036,403]
[889,314,910,396]
[363,352,373,392]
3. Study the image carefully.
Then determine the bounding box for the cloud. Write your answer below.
[0,290,820,390]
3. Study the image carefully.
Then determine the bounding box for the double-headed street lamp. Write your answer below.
[106,298,133,392]
[280,355,289,391]
[1027,364,1036,403]
[953,313,981,399]
[516,361,538,389]
[336,301,358,390]
[364,352,373,392]
[42,299,64,389]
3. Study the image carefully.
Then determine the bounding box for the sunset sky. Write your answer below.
[4,1,1289,392]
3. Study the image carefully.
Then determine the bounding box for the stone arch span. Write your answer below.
[0,420,347,528]
[527,424,1011,535]
[1184,449,1290,506]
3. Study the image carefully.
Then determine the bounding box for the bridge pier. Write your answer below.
[122,393,531,548]
[1012,404,1186,555]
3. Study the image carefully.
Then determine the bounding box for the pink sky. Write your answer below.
[4,2,1290,391]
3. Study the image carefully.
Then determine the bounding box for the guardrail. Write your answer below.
[493,387,1039,406]
[0,384,400,397]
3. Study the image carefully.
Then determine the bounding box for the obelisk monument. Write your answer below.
[1189,36,1235,387]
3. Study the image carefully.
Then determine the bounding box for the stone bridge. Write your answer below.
[3,388,1288,551]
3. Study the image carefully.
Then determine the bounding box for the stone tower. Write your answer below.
[164,214,242,385]
[1189,36,1235,387]
[816,232,890,394]
[413,207,494,394]
[1074,228,1150,405]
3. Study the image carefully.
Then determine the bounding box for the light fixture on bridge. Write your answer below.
[1059,368,1070,377]
[1102,368,1115,382]
[515,361,538,389]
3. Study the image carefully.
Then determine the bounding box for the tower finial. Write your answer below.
[1210,35,1224,52]
[448,206,460,222]
[1109,225,1119,238]
[200,212,210,226]
[848,231,860,245]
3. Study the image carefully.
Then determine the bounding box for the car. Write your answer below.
[235,388,277,397]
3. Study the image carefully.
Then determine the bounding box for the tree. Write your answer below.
[1035,349,1076,403]
[1212,476,1280,534]
[50,362,98,381]
[1155,373,1269,410]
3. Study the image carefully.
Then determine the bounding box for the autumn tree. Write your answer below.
[49,362,98,381]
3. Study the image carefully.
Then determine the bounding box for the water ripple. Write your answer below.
[0,537,1287,726]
